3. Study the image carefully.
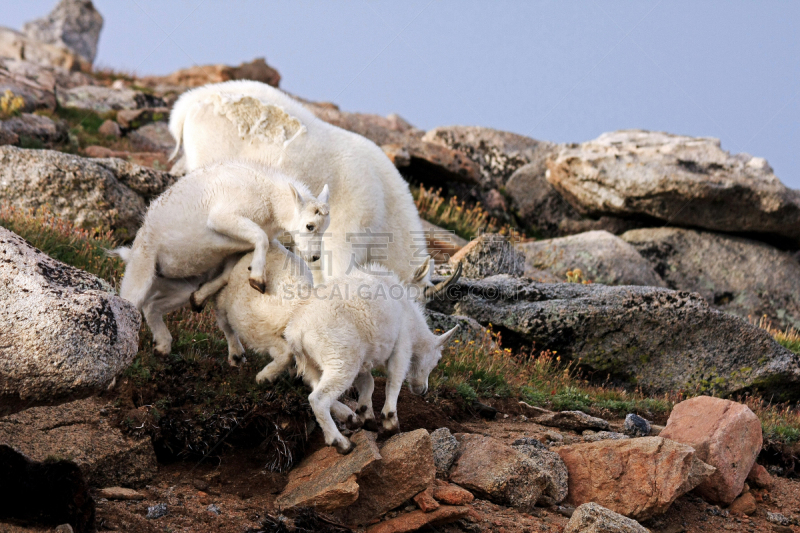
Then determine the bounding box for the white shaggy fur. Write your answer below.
[283,267,458,454]
[168,80,436,296]
[117,159,330,355]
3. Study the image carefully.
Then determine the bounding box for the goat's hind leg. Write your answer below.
[206,210,271,293]
[190,255,240,312]
[255,340,294,383]
[308,367,360,455]
[214,305,246,367]
[142,279,196,356]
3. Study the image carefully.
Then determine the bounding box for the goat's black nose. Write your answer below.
[311,255,320,262]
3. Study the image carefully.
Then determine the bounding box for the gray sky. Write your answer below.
[7,1,800,188]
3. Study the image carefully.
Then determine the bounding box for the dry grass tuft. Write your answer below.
[413,186,512,240]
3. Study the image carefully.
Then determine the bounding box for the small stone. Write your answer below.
[545,431,564,442]
[206,503,220,515]
[430,427,459,476]
[728,492,756,516]
[766,512,791,526]
[192,478,210,491]
[413,487,440,513]
[746,463,773,489]
[623,414,652,437]
[565,502,649,533]
[146,503,168,519]
[55,525,74,533]
[538,411,610,432]
[582,431,629,443]
[512,437,569,502]
[366,505,470,533]
[98,119,121,137]
[96,487,145,500]
[431,483,474,506]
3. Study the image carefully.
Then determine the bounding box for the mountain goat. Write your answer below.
[168,80,461,298]
[283,267,458,454]
[116,159,330,355]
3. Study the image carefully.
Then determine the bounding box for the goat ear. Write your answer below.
[318,184,330,205]
[289,183,303,207]
[412,255,432,283]
[437,326,459,347]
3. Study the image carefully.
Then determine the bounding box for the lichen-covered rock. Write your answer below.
[547,130,800,246]
[0,27,87,72]
[623,414,651,437]
[22,0,104,64]
[430,427,459,476]
[428,275,800,398]
[449,233,525,278]
[0,398,157,487]
[565,503,649,533]
[518,230,665,287]
[1,113,67,144]
[0,227,140,414]
[622,227,800,330]
[537,411,610,432]
[0,146,172,237]
[660,397,762,505]
[511,437,569,502]
[57,85,165,113]
[450,434,548,512]
[558,437,715,520]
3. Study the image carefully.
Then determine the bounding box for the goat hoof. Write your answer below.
[153,347,169,357]
[378,425,400,438]
[346,414,363,430]
[380,411,395,420]
[335,439,355,455]
[228,354,245,367]
[362,419,380,432]
[357,405,368,414]
[189,292,205,313]
[249,278,267,294]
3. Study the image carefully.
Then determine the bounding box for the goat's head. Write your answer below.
[289,183,331,263]
[408,325,459,396]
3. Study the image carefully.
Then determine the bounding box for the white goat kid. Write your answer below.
[117,160,330,355]
[168,80,461,298]
[283,268,458,454]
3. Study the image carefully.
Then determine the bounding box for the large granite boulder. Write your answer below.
[0,27,87,72]
[622,227,800,330]
[428,275,800,398]
[518,230,666,287]
[0,227,140,415]
[57,85,166,113]
[547,130,800,246]
[23,0,104,65]
[1,113,67,145]
[0,146,174,237]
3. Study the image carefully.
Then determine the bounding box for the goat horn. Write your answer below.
[425,261,462,300]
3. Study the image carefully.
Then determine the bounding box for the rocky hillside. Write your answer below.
[1,2,800,533]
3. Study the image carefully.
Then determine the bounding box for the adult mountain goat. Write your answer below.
[116,160,330,355]
[168,80,460,297]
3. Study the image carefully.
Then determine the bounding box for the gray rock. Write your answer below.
[0,227,140,414]
[1,57,95,92]
[146,503,168,519]
[128,121,175,153]
[428,275,800,398]
[97,118,121,137]
[57,85,166,113]
[430,427,459,476]
[449,233,525,279]
[565,502,649,533]
[547,130,800,246]
[511,437,569,503]
[206,504,220,515]
[23,0,104,64]
[518,230,666,287]
[0,146,174,237]
[623,414,652,437]
[538,411,610,432]
[0,398,157,487]
[505,161,584,237]
[0,26,87,72]
[427,310,492,347]
[1,113,67,144]
[766,512,792,526]
[582,431,629,443]
[0,127,18,146]
[622,227,800,331]
[423,126,555,189]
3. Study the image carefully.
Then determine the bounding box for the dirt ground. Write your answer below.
[1,392,798,533]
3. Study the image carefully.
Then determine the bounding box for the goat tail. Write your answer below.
[118,244,158,310]
[285,325,308,378]
[167,96,191,163]
[106,246,132,263]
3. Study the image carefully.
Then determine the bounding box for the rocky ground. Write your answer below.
[2,1,800,533]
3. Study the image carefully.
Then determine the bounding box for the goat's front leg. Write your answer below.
[214,305,245,366]
[255,341,294,384]
[190,256,239,312]
[380,344,412,436]
[206,210,270,293]
[353,371,378,431]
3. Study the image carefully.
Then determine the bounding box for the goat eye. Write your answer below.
[306,224,315,231]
